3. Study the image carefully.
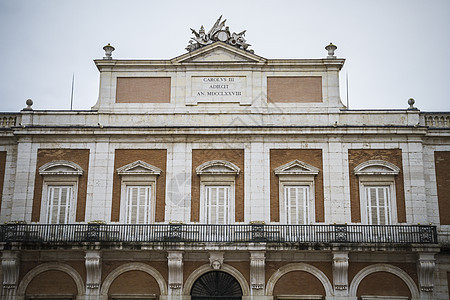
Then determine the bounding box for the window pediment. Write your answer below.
[354,160,400,176]
[274,160,319,176]
[39,160,83,176]
[196,160,240,176]
[117,160,162,176]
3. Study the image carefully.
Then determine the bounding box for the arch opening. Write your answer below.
[191,271,242,300]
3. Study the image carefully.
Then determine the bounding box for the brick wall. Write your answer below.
[116,77,171,103]
[32,149,90,222]
[25,270,78,296]
[112,149,167,222]
[348,149,406,223]
[108,270,161,295]
[191,149,245,222]
[356,271,411,297]
[270,149,324,222]
[267,76,323,103]
[0,151,6,215]
[272,271,325,296]
[435,151,450,224]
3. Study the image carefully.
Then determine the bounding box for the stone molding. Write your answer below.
[332,251,349,292]
[1,251,19,300]
[348,263,419,299]
[117,160,162,176]
[274,159,320,176]
[196,160,240,175]
[354,160,400,176]
[168,251,183,294]
[250,251,265,292]
[85,251,102,292]
[38,160,84,176]
[417,253,436,292]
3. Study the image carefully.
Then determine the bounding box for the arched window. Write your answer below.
[354,160,400,225]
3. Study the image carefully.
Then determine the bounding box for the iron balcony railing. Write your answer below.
[0,224,437,244]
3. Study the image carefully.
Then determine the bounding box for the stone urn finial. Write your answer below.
[23,99,33,111]
[103,43,115,60]
[408,98,418,110]
[325,42,337,59]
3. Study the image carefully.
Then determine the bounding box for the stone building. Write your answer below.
[1,18,450,300]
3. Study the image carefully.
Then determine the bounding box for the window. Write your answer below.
[354,160,400,225]
[275,160,319,224]
[196,160,240,224]
[38,160,83,224]
[117,160,162,224]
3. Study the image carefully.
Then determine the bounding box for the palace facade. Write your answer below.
[1,18,450,300]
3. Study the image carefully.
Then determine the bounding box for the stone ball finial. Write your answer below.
[103,43,115,60]
[23,99,33,111]
[408,98,418,110]
[325,42,337,59]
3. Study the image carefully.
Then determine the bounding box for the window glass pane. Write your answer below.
[46,186,72,224]
[284,186,309,224]
[205,185,230,224]
[126,186,152,224]
[365,186,391,225]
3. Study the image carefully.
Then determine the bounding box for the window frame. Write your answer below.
[38,160,83,224]
[196,160,240,224]
[274,160,319,225]
[354,160,400,225]
[117,160,162,224]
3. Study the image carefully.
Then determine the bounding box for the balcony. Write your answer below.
[0,224,437,245]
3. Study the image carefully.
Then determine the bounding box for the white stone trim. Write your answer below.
[265,263,333,297]
[183,263,250,296]
[354,160,400,176]
[274,160,319,176]
[38,160,83,176]
[196,160,240,175]
[117,160,162,176]
[348,264,420,299]
[16,262,85,299]
[100,262,167,298]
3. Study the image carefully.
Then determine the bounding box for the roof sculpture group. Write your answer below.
[186,16,253,53]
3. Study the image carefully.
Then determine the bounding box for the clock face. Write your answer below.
[216,31,229,42]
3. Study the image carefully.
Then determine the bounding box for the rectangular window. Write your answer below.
[205,185,230,224]
[126,186,152,224]
[365,186,391,225]
[284,186,310,224]
[46,185,73,224]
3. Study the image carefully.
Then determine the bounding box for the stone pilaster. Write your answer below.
[85,251,102,299]
[332,251,349,295]
[1,251,19,300]
[250,251,265,295]
[168,251,183,295]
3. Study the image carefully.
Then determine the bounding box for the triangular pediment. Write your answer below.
[274,160,320,176]
[117,160,162,176]
[173,42,266,64]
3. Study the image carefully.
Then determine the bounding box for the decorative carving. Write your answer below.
[186,16,253,53]
[117,160,162,176]
[2,251,19,299]
[250,252,265,291]
[333,251,349,292]
[39,160,84,176]
[85,251,102,291]
[417,253,435,292]
[168,251,183,293]
[209,252,224,270]
[274,159,320,176]
[196,160,240,176]
[354,160,400,176]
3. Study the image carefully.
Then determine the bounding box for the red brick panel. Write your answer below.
[112,149,167,222]
[191,149,244,222]
[348,149,406,223]
[357,272,411,298]
[26,270,78,296]
[435,151,450,224]
[0,151,6,215]
[273,271,325,296]
[116,77,171,103]
[267,76,323,103]
[108,270,161,295]
[270,149,324,222]
[32,149,90,222]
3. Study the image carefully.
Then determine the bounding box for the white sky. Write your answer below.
[0,0,449,112]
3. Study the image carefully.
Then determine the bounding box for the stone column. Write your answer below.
[250,251,265,296]
[332,251,349,297]
[1,251,19,300]
[168,251,183,297]
[85,251,102,300]
[417,252,436,297]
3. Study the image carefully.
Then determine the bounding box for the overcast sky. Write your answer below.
[0,0,449,112]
